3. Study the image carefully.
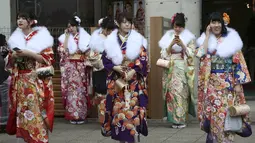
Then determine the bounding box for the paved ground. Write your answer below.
[0,101,255,143]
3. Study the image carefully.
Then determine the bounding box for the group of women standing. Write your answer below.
[159,12,252,143]
[0,9,252,143]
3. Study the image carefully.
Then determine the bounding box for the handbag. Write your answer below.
[36,66,54,78]
[228,104,250,116]
[156,59,170,68]
[224,110,242,132]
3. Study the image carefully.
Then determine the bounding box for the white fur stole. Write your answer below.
[104,29,143,65]
[158,29,195,58]
[196,27,243,58]
[8,26,54,53]
[58,27,91,54]
[88,28,106,53]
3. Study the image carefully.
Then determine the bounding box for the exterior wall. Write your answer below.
[0,0,11,28]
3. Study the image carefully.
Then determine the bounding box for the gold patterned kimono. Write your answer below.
[7,27,55,143]
[158,29,196,124]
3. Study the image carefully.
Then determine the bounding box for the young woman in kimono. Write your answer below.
[6,11,55,143]
[88,17,116,123]
[58,15,91,125]
[101,12,148,143]
[158,13,196,129]
[196,12,251,143]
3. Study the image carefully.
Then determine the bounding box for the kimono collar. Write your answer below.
[158,29,195,50]
[196,27,243,58]
[104,29,143,65]
[89,28,106,53]
[8,26,54,54]
[58,27,91,54]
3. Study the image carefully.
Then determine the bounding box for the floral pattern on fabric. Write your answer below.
[197,44,251,142]
[58,33,91,121]
[101,36,148,142]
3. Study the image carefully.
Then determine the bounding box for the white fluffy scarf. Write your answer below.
[159,29,195,50]
[8,26,54,53]
[88,28,106,53]
[104,29,144,65]
[58,27,91,54]
[196,27,243,58]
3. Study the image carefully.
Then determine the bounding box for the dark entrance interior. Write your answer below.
[202,0,255,97]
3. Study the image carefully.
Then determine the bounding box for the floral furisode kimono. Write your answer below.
[158,29,197,125]
[7,26,55,143]
[196,27,252,143]
[88,28,108,122]
[101,29,148,142]
[58,27,91,122]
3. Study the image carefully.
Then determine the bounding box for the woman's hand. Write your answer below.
[176,38,186,50]
[206,25,211,37]
[113,66,124,73]
[234,84,242,94]
[167,39,177,54]
[15,49,33,57]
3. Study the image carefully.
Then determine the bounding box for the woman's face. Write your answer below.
[67,23,78,34]
[120,18,131,34]
[17,17,31,29]
[173,23,184,35]
[210,20,222,36]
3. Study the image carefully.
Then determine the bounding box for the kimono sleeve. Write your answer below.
[102,51,114,72]
[133,47,148,76]
[232,50,251,85]
[40,47,55,66]
[195,46,206,58]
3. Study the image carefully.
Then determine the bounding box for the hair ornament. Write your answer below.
[223,12,230,25]
[171,14,177,24]
[74,16,81,24]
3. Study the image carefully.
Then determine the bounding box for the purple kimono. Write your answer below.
[100,30,148,142]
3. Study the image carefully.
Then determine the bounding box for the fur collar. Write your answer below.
[88,28,106,53]
[143,37,148,49]
[8,26,54,53]
[58,27,91,54]
[158,29,195,50]
[104,29,143,65]
[196,27,243,58]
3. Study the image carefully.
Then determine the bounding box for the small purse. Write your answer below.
[224,110,242,132]
[228,104,250,117]
[115,78,128,91]
[36,66,54,78]
[156,59,170,68]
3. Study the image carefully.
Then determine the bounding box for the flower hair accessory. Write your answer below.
[171,14,177,24]
[74,16,81,25]
[223,13,230,25]
[98,18,104,26]
[33,20,38,24]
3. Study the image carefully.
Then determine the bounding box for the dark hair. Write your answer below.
[100,17,116,30]
[17,11,37,27]
[0,34,6,46]
[116,12,133,26]
[205,12,227,35]
[139,1,143,5]
[171,13,186,28]
[69,14,81,26]
[126,2,131,6]
[132,19,139,29]
[117,3,120,6]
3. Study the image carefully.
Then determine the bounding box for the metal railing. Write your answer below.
[0,27,91,69]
